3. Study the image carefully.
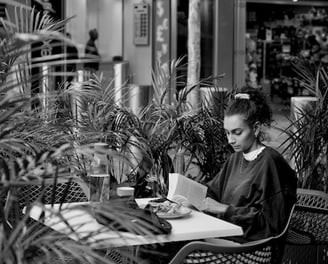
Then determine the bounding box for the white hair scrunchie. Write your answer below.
[234,93,250,100]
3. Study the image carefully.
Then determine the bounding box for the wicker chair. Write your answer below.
[14,178,90,264]
[296,188,328,208]
[282,188,328,264]
[168,205,295,264]
[17,177,89,210]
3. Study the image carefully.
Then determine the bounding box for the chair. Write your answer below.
[17,177,89,210]
[296,188,328,208]
[14,178,90,264]
[282,188,328,264]
[168,205,295,264]
[287,189,328,244]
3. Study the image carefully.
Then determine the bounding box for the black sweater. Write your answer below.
[207,147,297,242]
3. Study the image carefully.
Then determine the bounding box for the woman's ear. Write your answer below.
[253,121,261,137]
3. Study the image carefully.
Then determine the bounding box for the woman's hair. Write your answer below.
[225,87,273,128]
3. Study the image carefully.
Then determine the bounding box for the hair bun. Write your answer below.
[227,87,272,127]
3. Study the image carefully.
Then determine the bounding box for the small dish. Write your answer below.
[157,206,192,219]
[116,186,135,197]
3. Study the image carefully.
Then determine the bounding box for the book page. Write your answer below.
[167,173,208,210]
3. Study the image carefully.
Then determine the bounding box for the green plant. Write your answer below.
[67,74,142,180]
[280,57,328,192]
[131,59,189,195]
[0,2,233,262]
[134,59,231,193]
[0,3,162,263]
[177,86,232,183]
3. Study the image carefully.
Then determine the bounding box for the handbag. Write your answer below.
[93,198,172,235]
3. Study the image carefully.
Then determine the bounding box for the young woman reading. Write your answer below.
[202,88,297,243]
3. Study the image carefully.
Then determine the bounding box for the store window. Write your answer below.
[246,2,328,101]
[176,0,215,90]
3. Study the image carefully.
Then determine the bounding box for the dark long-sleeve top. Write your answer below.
[207,146,297,242]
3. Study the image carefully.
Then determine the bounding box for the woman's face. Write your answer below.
[224,114,258,153]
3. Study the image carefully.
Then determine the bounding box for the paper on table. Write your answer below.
[167,173,208,211]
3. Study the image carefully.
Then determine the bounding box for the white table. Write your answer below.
[28,198,243,249]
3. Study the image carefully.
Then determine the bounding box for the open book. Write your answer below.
[167,173,208,211]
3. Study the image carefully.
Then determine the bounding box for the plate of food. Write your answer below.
[148,199,192,219]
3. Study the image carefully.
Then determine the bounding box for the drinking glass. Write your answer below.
[88,142,110,201]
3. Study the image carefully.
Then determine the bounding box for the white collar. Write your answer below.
[243,146,265,161]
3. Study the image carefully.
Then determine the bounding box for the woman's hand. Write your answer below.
[201,197,229,215]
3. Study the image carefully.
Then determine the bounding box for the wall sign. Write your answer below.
[133,3,150,46]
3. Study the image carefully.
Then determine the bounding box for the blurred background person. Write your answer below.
[84,28,100,73]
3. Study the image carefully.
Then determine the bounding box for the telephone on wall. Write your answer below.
[133,3,149,46]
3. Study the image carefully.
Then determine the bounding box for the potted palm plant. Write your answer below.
[0,2,234,262]
[129,59,231,197]
[0,3,164,263]
[176,84,232,183]
[280,57,328,192]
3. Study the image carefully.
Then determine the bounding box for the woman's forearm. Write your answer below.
[202,197,229,214]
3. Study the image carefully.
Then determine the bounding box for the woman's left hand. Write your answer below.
[201,197,229,215]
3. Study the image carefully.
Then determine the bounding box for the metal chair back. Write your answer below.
[169,204,296,264]
[17,177,88,210]
[282,188,328,264]
[287,188,328,245]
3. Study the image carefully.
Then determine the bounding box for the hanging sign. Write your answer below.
[0,4,6,18]
[153,0,171,66]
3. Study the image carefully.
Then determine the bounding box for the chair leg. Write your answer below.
[316,245,319,264]
[316,245,328,264]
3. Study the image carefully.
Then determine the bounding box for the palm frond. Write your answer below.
[151,57,186,106]
[281,60,328,191]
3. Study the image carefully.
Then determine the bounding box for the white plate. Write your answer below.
[157,206,192,219]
